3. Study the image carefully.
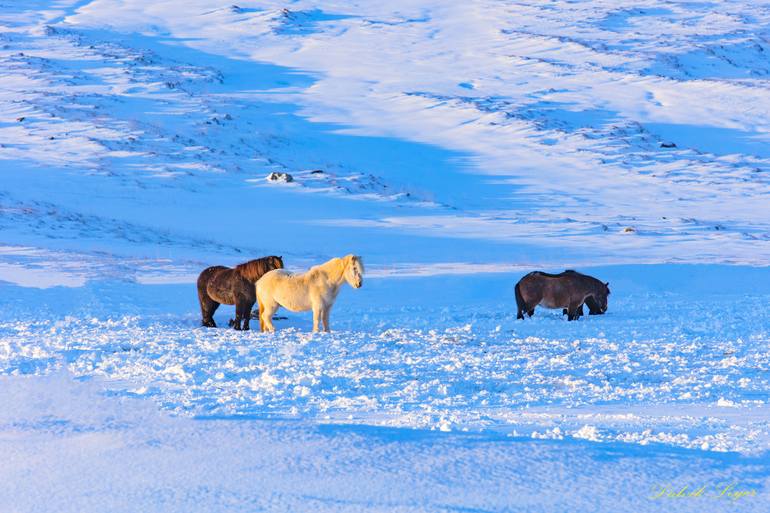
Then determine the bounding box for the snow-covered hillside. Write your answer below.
[3,0,770,274]
[1,1,769,511]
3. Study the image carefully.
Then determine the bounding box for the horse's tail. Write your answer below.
[514,280,525,312]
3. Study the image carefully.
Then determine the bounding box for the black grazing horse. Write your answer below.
[515,270,609,321]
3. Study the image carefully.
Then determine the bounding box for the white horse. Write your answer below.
[256,254,364,333]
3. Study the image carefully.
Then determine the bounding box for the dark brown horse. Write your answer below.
[515,270,609,321]
[197,256,283,330]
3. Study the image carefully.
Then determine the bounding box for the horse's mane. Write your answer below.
[306,255,363,282]
[235,256,277,282]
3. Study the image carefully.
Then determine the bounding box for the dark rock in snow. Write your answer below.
[267,172,294,183]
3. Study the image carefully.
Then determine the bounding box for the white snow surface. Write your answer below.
[3,372,769,513]
[3,267,770,457]
[2,0,770,510]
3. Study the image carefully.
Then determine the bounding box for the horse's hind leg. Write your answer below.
[516,301,533,319]
[199,292,220,328]
[524,292,536,318]
[260,299,278,333]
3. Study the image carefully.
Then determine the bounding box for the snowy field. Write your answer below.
[1,0,770,511]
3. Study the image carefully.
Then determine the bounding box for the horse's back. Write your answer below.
[257,269,313,312]
[257,269,294,297]
[518,271,579,309]
[257,268,293,287]
[198,265,228,289]
[207,267,254,304]
[198,265,226,276]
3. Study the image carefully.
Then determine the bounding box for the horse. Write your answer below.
[515,270,609,321]
[256,254,364,333]
[197,255,283,330]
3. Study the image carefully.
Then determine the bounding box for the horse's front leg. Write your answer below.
[567,300,582,321]
[563,305,584,317]
[312,305,322,333]
[241,300,255,331]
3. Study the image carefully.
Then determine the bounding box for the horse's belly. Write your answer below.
[278,297,311,312]
[273,289,311,312]
[539,298,563,309]
[207,284,236,305]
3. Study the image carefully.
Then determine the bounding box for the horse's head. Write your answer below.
[268,255,284,271]
[594,281,610,313]
[343,254,364,288]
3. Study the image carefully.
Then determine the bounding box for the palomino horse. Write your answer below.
[197,256,283,330]
[256,254,364,332]
[515,270,609,321]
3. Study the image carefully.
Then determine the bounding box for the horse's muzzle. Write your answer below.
[355,279,363,288]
